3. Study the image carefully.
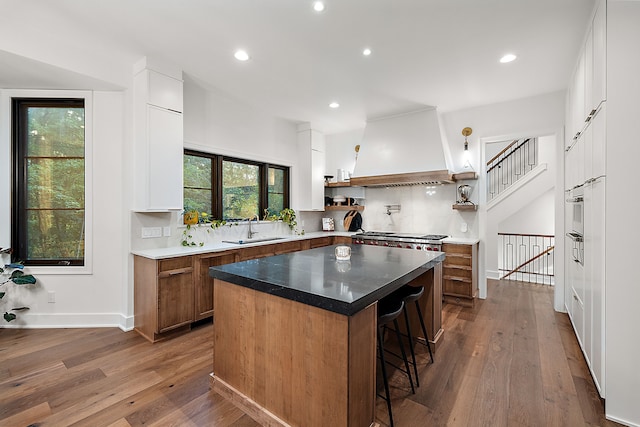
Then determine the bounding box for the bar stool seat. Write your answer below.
[387,285,434,388]
[377,297,414,427]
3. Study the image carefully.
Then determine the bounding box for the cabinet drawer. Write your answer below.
[274,241,303,254]
[442,243,472,255]
[310,236,332,248]
[444,255,471,268]
[443,279,472,297]
[443,267,472,282]
[159,256,193,272]
[442,278,474,297]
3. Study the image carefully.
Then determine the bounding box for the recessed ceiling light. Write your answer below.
[363,48,372,56]
[329,102,340,109]
[234,50,250,61]
[499,53,517,63]
[313,1,325,12]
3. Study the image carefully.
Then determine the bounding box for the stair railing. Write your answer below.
[498,233,555,285]
[487,138,538,201]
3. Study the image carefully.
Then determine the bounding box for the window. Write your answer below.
[12,98,86,266]
[183,150,289,220]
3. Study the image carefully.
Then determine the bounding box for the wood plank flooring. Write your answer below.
[0,279,620,426]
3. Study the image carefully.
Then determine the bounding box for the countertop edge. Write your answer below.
[210,250,446,316]
[131,231,355,259]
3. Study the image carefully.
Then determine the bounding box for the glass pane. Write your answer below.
[267,167,285,215]
[184,154,212,188]
[26,158,85,209]
[27,107,85,157]
[222,160,259,219]
[25,209,85,260]
[184,188,212,214]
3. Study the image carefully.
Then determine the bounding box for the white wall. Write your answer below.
[604,2,640,424]
[498,188,555,235]
[0,90,129,328]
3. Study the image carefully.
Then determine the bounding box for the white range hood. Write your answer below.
[350,108,455,186]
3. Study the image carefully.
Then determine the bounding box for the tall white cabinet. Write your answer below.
[564,0,606,397]
[133,59,184,211]
[295,124,326,211]
[566,3,640,424]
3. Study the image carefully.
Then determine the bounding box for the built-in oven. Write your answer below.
[566,185,584,265]
[567,185,584,236]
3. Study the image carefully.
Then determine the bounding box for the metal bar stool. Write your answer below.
[390,285,434,387]
[377,297,415,427]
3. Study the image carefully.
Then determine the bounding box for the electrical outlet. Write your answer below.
[460,222,468,232]
[163,226,171,237]
[48,291,56,303]
[142,227,162,238]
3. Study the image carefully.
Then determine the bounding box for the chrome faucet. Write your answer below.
[247,215,259,239]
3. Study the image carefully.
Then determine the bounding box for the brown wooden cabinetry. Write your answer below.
[442,242,478,307]
[332,236,353,245]
[134,236,346,342]
[135,255,195,342]
[194,251,237,321]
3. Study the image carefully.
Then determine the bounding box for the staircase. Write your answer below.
[487,137,538,201]
[485,134,556,285]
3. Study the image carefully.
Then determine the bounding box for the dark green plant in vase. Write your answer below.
[0,249,37,322]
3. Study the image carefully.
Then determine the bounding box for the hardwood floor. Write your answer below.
[0,279,620,426]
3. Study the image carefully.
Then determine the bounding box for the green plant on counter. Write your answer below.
[263,208,304,235]
[181,213,234,247]
[0,250,37,322]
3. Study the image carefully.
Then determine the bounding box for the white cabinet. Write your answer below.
[592,0,607,109]
[133,67,184,211]
[564,0,607,399]
[591,103,606,178]
[146,70,183,112]
[583,176,605,394]
[296,128,325,211]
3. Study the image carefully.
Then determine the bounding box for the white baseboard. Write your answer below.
[2,312,134,331]
[486,270,500,280]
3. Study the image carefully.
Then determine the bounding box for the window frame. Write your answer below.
[1,90,93,275]
[183,149,290,220]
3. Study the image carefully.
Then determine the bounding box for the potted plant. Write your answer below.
[0,248,37,322]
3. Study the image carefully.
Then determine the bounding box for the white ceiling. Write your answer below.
[0,0,595,134]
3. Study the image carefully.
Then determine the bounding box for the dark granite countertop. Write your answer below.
[209,244,445,316]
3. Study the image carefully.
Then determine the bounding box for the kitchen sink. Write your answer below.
[222,237,285,245]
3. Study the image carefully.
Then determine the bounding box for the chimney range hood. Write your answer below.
[350,108,456,187]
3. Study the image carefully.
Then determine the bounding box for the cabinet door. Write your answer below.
[195,252,238,321]
[148,70,183,112]
[592,0,607,107]
[591,103,606,178]
[147,105,184,210]
[296,129,325,211]
[158,269,194,333]
[589,177,606,395]
[584,27,594,119]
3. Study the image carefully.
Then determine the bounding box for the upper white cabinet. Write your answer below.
[566,0,607,151]
[592,0,607,109]
[145,70,183,113]
[296,127,325,211]
[133,61,184,211]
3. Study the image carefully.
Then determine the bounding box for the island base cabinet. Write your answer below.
[211,279,376,427]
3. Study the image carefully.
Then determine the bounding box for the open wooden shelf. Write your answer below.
[325,182,356,188]
[325,205,365,212]
[452,171,478,181]
[452,204,478,211]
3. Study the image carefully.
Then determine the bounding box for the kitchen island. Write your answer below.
[209,244,445,427]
